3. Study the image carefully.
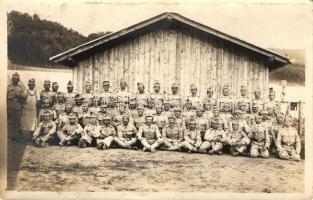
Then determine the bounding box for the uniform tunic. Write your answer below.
[137,124,161,144]
[150,93,164,107]
[200,128,226,151]
[54,103,66,117]
[64,92,77,106]
[81,124,99,144]
[33,121,57,142]
[116,90,131,105]
[202,97,217,110]
[276,127,301,159]
[187,96,202,109]
[58,122,83,143]
[40,90,55,106]
[162,125,183,148]
[81,92,95,106]
[168,94,182,108]
[95,125,116,146]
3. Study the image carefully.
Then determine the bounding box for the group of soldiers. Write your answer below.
[7,72,302,161]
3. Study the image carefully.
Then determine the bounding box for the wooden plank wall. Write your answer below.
[74,27,269,100]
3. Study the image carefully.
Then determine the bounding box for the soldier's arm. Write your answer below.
[203,129,211,141]
[265,129,270,148]
[275,130,282,150]
[33,124,41,138]
[161,126,167,138]
[295,131,301,155]
[183,130,192,143]
[116,126,123,138]
[137,126,144,140]
[195,130,202,147]
[75,124,84,135]
[155,125,161,138]
[48,122,57,135]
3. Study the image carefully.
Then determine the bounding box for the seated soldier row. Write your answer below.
[34,97,301,161]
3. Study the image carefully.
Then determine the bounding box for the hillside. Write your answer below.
[8,11,110,68]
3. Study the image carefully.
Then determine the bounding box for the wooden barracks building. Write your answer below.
[50,12,290,98]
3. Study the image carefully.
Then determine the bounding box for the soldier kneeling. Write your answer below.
[248,115,270,158]
[137,115,163,153]
[199,119,227,155]
[78,113,98,148]
[114,115,138,150]
[57,113,83,146]
[162,115,184,151]
[33,110,56,147]
[94,115,116,150]
[182,119,202,153]
[227,120,250,156]
[276,116,301,161]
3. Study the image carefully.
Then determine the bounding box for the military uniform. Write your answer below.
[202,87,217,111]
[153,113,169,132]
[229,110,250,134]
[167,83,182,109]
[218,85,234,123]
[235,85,251,112]
[94,115,117,149]
[112,112,134,127]
[51,82,59,105]
[33,111,57,147]
[276,123,301,161]
[57,103,73,130]
[208,106,229,131]
[54,92,66,117]
[79,103,92,128]
[100,80,115,106]
[81,81,95,106]
[251,88,265,110]
[150,81,164,108]
[162,116,183,151]
[248,122,270,158]
[7,73,26,138]
[79,114,99,147]
[40,80,55,106]
[133,106,146,130]
[182,119,202,152]
[199,121,227,154]
[173,107,186,130]
[38,98,57,122]
[194,108,209,140]
[64,81,77,106]
[137,116,163,152]
[226,120,250,156]
[72,95,84,119]
[57,114,83,146]
[114,122,138,149]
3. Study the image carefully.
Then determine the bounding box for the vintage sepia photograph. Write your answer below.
[1,0,312,199]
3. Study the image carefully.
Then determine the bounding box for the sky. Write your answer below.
[5,0,312,51]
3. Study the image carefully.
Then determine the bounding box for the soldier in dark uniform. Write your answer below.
[149,80,164,108]
[40,80,54,107]
[81,81,95,107]
[167,82,182,109]
[64,81,77,106]
[116,79,131,107]
[114,115,138,149]
[7,72,26,140]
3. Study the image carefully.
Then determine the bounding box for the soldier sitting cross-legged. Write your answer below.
[114,115,138,150]
[57,113,83,146]
[137,115,164,153]
[94,114,116,150]
[199,118,227,155]
[161,114,184,151]
[226,120,250,156]
[181,119,202,153]
[33,110,57,147]
[78,113,99,148]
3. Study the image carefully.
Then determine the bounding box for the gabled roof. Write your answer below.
[49,12,290,68]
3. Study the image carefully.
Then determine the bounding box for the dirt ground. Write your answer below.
[7,138,304,193]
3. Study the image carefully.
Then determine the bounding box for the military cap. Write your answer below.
[196,106,204,111]
[269,88,275,94]
[102,114,111,121]
[153,80,160,86]
[190,84,197,90]
[155,104,162,109]
[129,100,136,105]
[277,112,285,118]
[65,102,73,108]
[122,114,130,119]
[57,92,65,97]
[173,107,182,111]
[43,110,52,116]
[97,115,103,121]
[82,102,89,107]
[240,85,247,90]
[75,95,84,100]
[207,86,213,92]
[171,82,179,88]
[259,110,268,115]
[52,82,58,86]
[67,81,73,87]
[252,103,259,108]
[188,119,197,124]
[163,100,171,105]
[120,79,127,84]
[12,72,20,79]
[102,80,110,85]
[100,104,108,108]
[89,113,98,118]
[69,113,77,119]
[211,118,220,124]
[44,80,51,85]
[42,98,50,103]
[168,114,176,120]
[223,84,229,89]
[254,88,261,93]
[145,114,154,119]
[137,105,144,110]
[212,106,220,111]
[234,109,243,114]
[231,120,240,125]
[85,81,92,86]
[28,78,35,84]
[137,82,144,87]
